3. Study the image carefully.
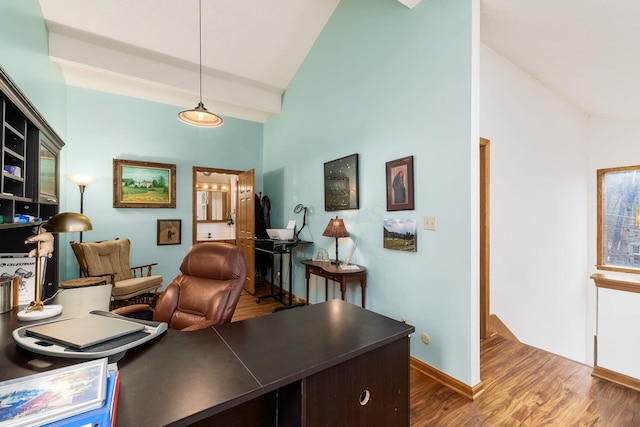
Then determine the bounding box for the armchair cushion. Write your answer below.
[111,276,163,299]
[81,239,133,281]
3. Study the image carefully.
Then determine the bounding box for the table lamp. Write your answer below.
[322,216,348,265]
[18,212,93,321]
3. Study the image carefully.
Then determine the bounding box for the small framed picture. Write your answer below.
[157,219,181,245]
[386,155,414,211]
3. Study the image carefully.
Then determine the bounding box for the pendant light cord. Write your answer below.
[198,0,203,103]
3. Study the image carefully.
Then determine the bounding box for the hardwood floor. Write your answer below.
[232,288,640,426]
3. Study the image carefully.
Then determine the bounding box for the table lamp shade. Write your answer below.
[322,217,348,238]
[45,212,93,233]
[322,216,348,264]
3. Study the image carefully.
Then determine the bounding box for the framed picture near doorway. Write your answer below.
[386,156,414,211]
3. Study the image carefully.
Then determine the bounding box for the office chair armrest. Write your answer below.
[112,303,152,316]
[181,320,218,332]
[130,262,159,277]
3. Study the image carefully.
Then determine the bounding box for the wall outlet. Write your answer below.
[421,333,431,345]
[424,216,437,231]
[401,316,408,324]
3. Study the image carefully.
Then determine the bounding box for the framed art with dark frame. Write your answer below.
[386,155,414,211]
[113,159,176,208]
[157,219,181,245]
[324,153,359,211]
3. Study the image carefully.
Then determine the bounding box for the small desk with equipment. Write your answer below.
[254,238,312,311]
[301,259,367,308]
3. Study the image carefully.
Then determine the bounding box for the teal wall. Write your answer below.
[58,87,263,283]
[0,0,67,137]
[0,1,264,293]
[264,0,477,383]
[1,0,479,386]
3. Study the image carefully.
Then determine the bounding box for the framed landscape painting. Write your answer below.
[113,159,176,208]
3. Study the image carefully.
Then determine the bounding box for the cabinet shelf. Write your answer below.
[3,146,25,162]
[2,171,24,183]
[4,122,25,140]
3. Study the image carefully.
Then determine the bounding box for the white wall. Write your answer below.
[586,117,640,365]
[480,44,591,363]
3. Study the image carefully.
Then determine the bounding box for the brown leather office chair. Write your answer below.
[115,242,247,331]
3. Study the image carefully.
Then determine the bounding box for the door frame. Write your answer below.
[480,137,491,339]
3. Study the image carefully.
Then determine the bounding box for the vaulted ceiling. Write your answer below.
[38,0,640,123]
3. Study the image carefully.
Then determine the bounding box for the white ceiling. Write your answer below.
[38,0,640,123]
[481,0,640,121]
[38,0,340,123]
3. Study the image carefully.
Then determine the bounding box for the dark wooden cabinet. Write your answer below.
[303,339,410,426]
[0,66,64,297]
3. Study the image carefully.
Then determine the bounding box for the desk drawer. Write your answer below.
[303,338,410,426]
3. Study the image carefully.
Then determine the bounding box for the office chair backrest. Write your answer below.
[154,242,248,330]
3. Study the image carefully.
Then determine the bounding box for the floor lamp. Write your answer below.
[18,212,93,321]
[67,175,96,243]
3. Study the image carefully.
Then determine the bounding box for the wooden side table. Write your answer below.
[301,259,367,308]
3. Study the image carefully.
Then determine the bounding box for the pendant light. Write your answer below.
[178,0,223,127]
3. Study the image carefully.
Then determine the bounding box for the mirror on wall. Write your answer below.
[192,167,242,244]
[196,182,230,222]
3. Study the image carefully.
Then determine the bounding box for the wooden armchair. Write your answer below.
[70,238,162,304]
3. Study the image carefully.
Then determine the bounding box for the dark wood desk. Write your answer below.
[0,300,412,426]
[302,259,367,307]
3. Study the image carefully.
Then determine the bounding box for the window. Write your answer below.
[597,165,640,273]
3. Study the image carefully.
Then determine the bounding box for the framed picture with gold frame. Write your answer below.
[113,159,176,208]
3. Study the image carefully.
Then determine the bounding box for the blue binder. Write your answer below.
[43,368,119,427]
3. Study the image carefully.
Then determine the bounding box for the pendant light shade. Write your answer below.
[178,0,223,128]
[178,102,223,127]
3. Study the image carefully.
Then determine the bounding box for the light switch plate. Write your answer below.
[424,216,437,231]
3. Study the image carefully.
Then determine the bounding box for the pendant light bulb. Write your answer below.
[178,0,223,128]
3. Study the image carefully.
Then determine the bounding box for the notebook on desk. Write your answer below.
[26,313,145,349]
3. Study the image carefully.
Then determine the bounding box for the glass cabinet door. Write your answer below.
[39,136,59,204]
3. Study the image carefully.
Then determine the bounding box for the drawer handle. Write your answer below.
[359,389,370,406]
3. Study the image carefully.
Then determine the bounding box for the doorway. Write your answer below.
[192,166,256,294]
